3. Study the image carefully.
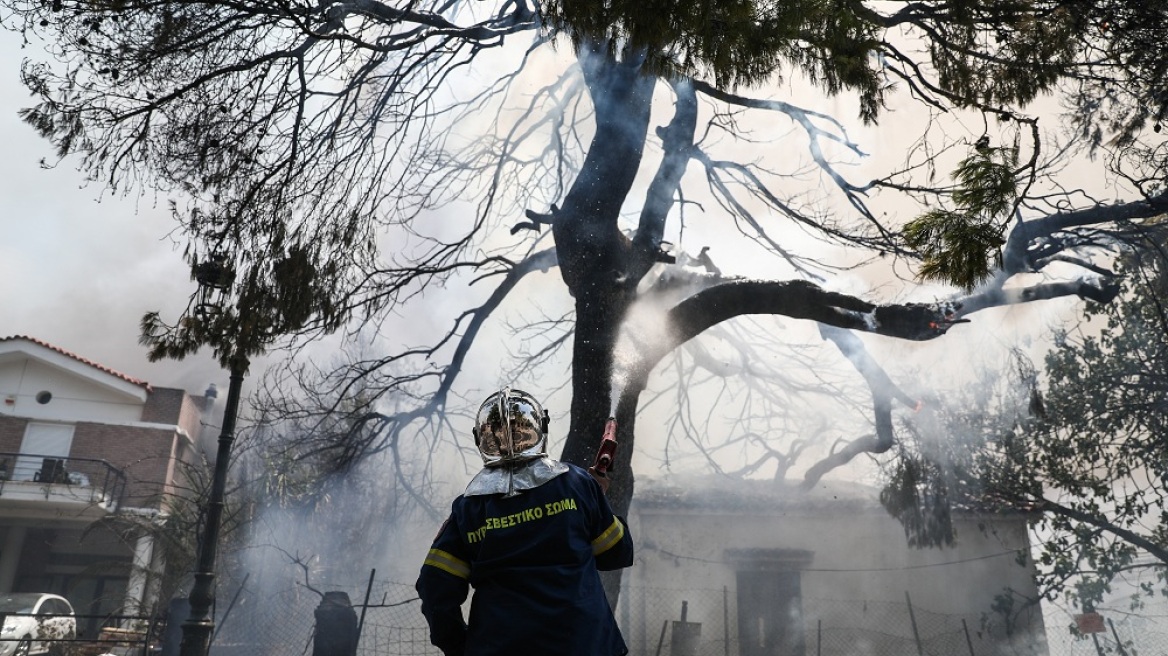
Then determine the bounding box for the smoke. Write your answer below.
[609,262,725,415]
[608,318,644,416]
[607,302,659,415]
[210,420,447,651]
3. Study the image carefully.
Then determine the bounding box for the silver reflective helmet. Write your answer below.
[473,388,549,467]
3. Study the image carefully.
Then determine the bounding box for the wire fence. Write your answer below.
[201,574,1168,656]
[619,585,1045,656]
[1046,617,1168,656]
[210,576,427,656]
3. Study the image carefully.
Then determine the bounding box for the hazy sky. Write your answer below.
[0,19,1102,439]
[0,23,1085,423]
[0,30,226,395]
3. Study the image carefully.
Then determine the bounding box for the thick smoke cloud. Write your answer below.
[0,34,225,393]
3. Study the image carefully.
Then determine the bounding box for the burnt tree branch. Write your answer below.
[798,325,921,489]
[629,78,697,285]
[1002,190,1168,275]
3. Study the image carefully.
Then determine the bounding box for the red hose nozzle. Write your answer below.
[594,418,618,475]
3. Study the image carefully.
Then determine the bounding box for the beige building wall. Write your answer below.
[622,479,1046,656]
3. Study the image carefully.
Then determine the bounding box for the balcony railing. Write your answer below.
[0,452,127,512]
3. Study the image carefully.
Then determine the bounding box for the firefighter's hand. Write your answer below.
[588,467,610,493]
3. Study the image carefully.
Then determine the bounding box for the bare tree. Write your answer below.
[5,0,1168,528]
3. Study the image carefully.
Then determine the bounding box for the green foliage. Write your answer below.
[903,144,1018,289]
[1040,238,1168,492]
[927,1,1080,108]
[539,0,884,120]
[1062,2,1168,148]
[879,447,956,548]
[540,0,1114,124]
[887,232,1168,610]
[902,209,1005,290]
[140,243,348,368]
[951,145,1021,216]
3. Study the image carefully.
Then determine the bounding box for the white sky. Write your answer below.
[0,30,227,395]
[0,24,1091,435]
[0,17,1110,455]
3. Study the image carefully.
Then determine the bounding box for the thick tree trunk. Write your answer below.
[551,51,655,608]
[554,51,654,468]
[560,286,629,467]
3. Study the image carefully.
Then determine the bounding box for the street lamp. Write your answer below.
[180,256,247,656]
[150,243,331,654]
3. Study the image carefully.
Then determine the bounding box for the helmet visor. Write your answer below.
[475,389,545,465]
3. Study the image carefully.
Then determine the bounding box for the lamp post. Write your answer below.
[180,257,246,656]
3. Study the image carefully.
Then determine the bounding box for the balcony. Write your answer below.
[0,452,127,520]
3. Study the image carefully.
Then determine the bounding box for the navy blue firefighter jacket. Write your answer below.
[416,463,634,656]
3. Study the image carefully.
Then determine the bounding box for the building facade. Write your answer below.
[622,476,1048,656]
[0,336,211,635]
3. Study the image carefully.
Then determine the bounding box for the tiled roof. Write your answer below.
[633,475,881,512]
[0,335,152,390]
[634,475,1038,518]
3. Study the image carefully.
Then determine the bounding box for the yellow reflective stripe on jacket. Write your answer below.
[424,548,470,579]
[591,518,625,556]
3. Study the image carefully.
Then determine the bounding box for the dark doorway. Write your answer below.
[727,548,813,656]
[735,570,803,656]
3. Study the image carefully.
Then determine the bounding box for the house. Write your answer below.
[621,476,1048,656]
[0,336,212,635]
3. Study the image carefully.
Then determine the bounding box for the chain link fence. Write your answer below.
[1046,617,1168,656]
[203,575,1168,656]
[618,584,1052,656]
[210,576,432,656]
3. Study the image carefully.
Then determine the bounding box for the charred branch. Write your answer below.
[801,433,889,491]
[629,78,697,285]
[666,279,963,348]
[1003,190,1168,275]
[956,278,1121,316]
[799,325,921,489]
[512,205,559,234]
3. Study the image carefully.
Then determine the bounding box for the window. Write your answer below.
[14,423,75,482]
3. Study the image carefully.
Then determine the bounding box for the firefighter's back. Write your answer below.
[454,465,626,656]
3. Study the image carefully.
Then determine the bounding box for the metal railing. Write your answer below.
[0,451,128,511]
[0,612,163,656]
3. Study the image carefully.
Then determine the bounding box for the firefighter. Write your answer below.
[416,388,634,656]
